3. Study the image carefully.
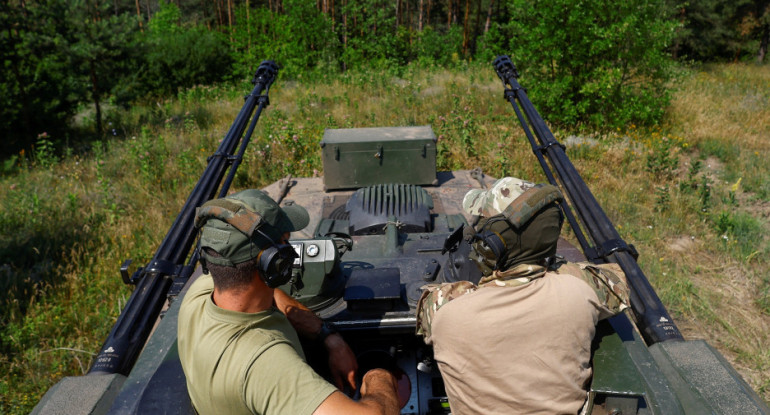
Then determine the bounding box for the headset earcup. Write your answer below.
[478,231,506,265]
[258,245,298,288]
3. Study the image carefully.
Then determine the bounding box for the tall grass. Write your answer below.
[1,62,768,413]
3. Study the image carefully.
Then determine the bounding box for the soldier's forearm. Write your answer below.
[273,288,321,338]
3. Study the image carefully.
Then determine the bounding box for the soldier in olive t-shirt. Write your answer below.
[178,189,400,415]
[178,273,337,415]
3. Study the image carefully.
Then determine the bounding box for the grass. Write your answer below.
[1,61,769,413]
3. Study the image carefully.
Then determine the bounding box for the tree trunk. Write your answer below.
[419,0,424,30]
[462,0,470,55]
[135,0,143,31]
[227,0,233,42]
[426,0,432,26]
[396,0,402,28]
[89,60,102,137]
[471,0,481,54]
[484,0,494,33]
[406,0,410,29]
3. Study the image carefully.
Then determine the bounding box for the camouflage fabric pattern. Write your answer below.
[554,262,630,315]
[194,189,309,267]
[195,198,264,236]
[478,262,548,286]
[502,184,563,228]
[415,281,477,340]
[416,261,630,339]
[462,177,536,217]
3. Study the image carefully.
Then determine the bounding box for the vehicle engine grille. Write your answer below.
[346,184,434,235]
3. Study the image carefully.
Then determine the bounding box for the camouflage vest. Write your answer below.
[416,260,630,339]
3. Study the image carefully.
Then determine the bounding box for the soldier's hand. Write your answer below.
[324,333,358,390]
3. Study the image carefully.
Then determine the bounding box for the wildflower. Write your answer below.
[731,178,742,193]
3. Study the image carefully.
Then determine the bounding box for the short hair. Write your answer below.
[202,247,260,291]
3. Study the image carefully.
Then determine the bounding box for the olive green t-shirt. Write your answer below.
[177,274,337,415]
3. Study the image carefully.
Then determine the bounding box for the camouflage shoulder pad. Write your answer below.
[556,262,630,316]
[416,281,478,341]
[195,199,263,236]
[502,184,563,228]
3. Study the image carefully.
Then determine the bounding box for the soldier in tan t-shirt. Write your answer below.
[416,178,630,414]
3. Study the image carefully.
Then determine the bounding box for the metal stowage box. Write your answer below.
[320,126,437,190]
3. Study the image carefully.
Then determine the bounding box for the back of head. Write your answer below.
[194,189,309,289]
[463,177,563,274]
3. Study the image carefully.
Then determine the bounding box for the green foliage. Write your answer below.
[713,210,764,260]
[33,134,58,169]
[414,26,464,67]
[136,2,231,96]
[697,138,740,162]
[2,156,20,175]
[140,17,231,97]
[340,1,403,69]
[680,160,703,193]
[489,0,677,130]
[669,0,770,62]
[0,0,82,155]
[229,1,338,80]
[147,0,183,34]
[759,277,770,316]
[645,136,680,179]
[699,174,713,213]
[655,185,671,212]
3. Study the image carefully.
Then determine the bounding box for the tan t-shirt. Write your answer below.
[177,274,337,415]
[417,262,629,415]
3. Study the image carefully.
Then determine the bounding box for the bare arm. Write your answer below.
[313,369,400,415]
[273,287,322,337]
[273,288,358,389]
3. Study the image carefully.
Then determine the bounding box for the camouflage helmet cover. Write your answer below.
[463,177,565,272]
[462,177,537,218]
[194,189,309,266]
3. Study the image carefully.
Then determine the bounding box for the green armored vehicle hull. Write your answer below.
[33,60,769,415]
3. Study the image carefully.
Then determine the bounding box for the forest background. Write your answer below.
[1,0,769,413]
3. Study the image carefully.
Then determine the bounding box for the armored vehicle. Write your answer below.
[33,58,770,414]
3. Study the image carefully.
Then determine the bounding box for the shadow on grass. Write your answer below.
[0,212,103,354]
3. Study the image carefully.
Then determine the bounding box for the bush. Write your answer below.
[140,27,232,97]
[230,1,339,80]
[486,0,678,130]
[415,26,464,67]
